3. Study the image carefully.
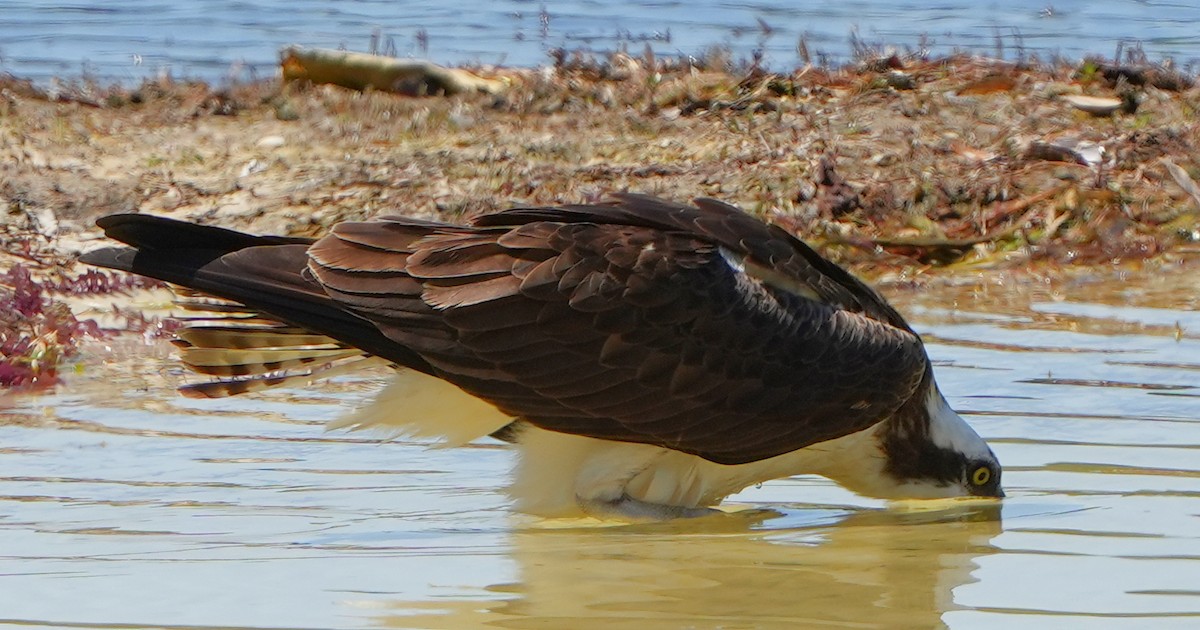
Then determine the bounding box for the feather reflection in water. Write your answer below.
[369,503,1001,629]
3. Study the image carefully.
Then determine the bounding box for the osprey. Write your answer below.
[80,194,1002,519]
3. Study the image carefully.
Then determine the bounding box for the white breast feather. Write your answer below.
[332,369,902,517]
[328,369,513,447]
[510,424,890,518]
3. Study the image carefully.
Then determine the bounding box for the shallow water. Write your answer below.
[2,268,1200,629]
[4,0,1200,85]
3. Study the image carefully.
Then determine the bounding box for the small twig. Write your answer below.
[977,182,1070,228]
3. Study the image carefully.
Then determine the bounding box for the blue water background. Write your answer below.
[3,0,1200,85]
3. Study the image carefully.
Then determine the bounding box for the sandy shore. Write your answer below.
[2,51,1199,279]
[2,49,1199,386]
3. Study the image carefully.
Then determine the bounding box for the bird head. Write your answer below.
[823,374,1003,501]
[875,381,1004,499]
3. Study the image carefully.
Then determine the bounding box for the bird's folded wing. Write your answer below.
[308,197,929,465]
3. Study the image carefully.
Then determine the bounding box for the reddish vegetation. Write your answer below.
[1,265,100,388]
[0,262,167,388]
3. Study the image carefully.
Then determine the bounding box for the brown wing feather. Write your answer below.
[85,199,926,465]
[474,193,910,329]
[306,196,929,464]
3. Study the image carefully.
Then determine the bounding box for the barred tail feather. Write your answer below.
[80,215,501,444]
[176,325,337,350]
[177,300,514,444]
[170,288,386,397]
[178,346,362,376]
[179,355,391,399]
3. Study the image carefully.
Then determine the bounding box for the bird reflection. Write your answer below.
[372,502,1001,629]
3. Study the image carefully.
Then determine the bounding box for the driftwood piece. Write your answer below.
[280,46,507,96]
[956,73,1017,96]
[1162,158,1200,211]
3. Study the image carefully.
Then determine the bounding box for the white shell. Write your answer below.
[1061,94,1123,116]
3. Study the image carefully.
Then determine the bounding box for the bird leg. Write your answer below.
[577,493,719,521]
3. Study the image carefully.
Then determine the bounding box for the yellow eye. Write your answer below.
[971,466,991,486]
